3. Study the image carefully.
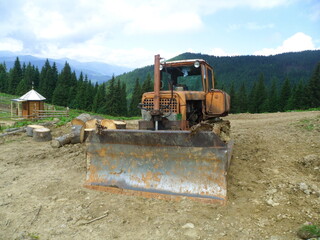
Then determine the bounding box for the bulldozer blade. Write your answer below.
[85,130,233,204]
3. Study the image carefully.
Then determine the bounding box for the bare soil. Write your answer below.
[0,111,319,240]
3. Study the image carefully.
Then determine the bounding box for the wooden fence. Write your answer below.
[33,109,69,119]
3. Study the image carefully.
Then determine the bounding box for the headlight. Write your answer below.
[159,64,163,71]
[194,61,200,68]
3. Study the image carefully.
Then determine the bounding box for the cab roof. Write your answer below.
[162,59,212,68]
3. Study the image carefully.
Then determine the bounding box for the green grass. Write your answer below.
[0,92,140,131]
[297,115,320,132]
[286,107,320,112]
[297,224,320,239]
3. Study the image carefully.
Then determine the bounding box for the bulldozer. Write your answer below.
[85,55,233,204]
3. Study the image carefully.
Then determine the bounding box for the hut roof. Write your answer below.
[19,89,46,101]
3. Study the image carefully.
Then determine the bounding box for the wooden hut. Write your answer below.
[11,89,46,118]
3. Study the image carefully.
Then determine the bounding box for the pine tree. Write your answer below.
[39,59,52,100]
[67,71,78,107]
[33,66,40,90]
[248,82,257,113]
[307,62,320,108]
[237,82,248,113]
[0,63,8,92]
[85,79,95,111]
[92,83,107,113]
[73,72,86,109]
[141,74,153,93]
[267,78,279,112]
[105,76,117,115]
[279,77,291,111]
[16,79,28,95]
[119,82,128,116]
[129,78,142,116]
[229,82,237,113]
[255,74,268,113]
[8,57,23,94]
[52,62,72,106]
[49,63,58,102]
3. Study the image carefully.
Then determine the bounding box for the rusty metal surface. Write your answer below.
[85,130,232,204]
[153,54,161,112]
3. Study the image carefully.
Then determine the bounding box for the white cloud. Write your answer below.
[0,38,23,52]
[253,32,319,55]
[228,22,274,31]
[0,0,309,68]
[123,12,203,35]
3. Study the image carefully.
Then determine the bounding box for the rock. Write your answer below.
[266,188,278,195]
[266,198,279,207]
[299,154,320,168]
[182,223,195,229]
[303,189,312,195]
[183,229,199,239]
[269,236,281,240]
[299,182,309,191]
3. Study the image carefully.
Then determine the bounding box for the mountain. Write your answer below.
[116,50,320,98]
[0,52,132,84]
[171,50,320,89]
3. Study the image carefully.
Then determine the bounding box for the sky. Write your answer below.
[0,0,319,68]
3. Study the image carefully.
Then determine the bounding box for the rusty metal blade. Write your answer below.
[85,130,233,204]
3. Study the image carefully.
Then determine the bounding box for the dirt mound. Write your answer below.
[0,111,319,240]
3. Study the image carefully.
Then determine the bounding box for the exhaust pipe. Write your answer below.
[153,54,161,130]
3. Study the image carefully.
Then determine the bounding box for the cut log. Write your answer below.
[113,120,126,129]
[33,128,52,142]
[51,134,72,148]
[71,113,92,127]
[85,119,97,129]
[26,125,45,137]
[51,125,85,148]
[100,119,117,129]
[0,127,26,137]
[71,125,85,143]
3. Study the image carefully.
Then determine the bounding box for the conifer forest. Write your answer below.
[0,50,319,117]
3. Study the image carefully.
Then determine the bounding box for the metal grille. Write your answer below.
[143,98,178,113]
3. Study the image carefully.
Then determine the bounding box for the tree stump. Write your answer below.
[33,128,52,142]
[26,125,45,137]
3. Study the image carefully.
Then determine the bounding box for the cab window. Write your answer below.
[161,65,203,91]
[207,68,213,90]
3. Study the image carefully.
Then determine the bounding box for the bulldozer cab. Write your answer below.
[160,60,214,92]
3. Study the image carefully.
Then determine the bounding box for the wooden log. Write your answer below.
[85,119,97,129]
[26,125,45,137]
[71,113,92,127]
[100,119,117,129]
[51,134,72,148]
[113,120,126,129]
[51,125,85,148]
[33,128,52,142]
[0,127,26,137]
[71,125,85,143]
[84,128,95,144]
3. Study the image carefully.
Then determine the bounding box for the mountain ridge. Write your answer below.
[116,50,320,99]
[0,52,132,84]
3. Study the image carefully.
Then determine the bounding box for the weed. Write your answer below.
[15,231,40,240]
[297,223,320,239]
[297,115,320,132]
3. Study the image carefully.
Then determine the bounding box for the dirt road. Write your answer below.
[0,111,319,240]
